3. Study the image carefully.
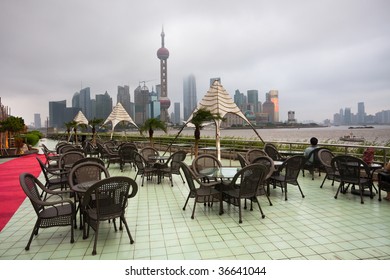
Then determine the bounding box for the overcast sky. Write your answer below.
[1,0,389,125]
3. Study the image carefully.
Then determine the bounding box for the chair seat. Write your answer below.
[39,204,74,220]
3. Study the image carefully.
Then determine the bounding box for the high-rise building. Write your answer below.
[49,100,66,128]
[95,91,113,120]
[134,84,150,125]
[156,27,170,122]
[174,102,180,125]
[267,90,279,122]
[72,87,92,119]
[183,74,197,121]
[344,108,352,125]
[247,90,259,113]
[117,85,131,116]
[34,113,41,129]
[357,102,365,124]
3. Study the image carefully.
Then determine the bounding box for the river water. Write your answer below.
[160,125,390,145]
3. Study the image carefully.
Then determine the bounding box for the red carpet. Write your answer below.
[0,154,45,231]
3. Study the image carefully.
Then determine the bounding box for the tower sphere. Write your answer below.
[159,96,171,110]
[157,47,169,60]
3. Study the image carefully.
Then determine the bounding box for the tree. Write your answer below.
[190,108,224,157]
[0,116,26,151]
[140,118,167,147]
[88,118,104,145]
[64,121,77,144]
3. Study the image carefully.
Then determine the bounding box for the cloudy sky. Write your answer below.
[1,0,389,125]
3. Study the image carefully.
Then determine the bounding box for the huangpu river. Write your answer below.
[160,125,390,145]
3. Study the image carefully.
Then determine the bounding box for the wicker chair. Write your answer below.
[68,161,110,228]
[180,162,223,219]
[37,157,69,193]
[154,151,187,186]
[191,154,222,181]
[140,147,160,166]
[331,155,374,204]
[264,143,287,162]
[268,155,306,201]
[118,143,138,172]
[82,176,138,255]
[318,149,339,188]
[134,151,158,186]
[236,153,249,168]
[19,172,75,250]
[245,149,267,164]
[302,147,327,180]
[59,151,85,172]
[221,164,268,223]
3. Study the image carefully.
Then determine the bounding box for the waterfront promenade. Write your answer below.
[0,151,389,260]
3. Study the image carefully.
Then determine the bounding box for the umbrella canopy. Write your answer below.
[73,110,89,125]
[185,80,264,161]
[103,102,138,139]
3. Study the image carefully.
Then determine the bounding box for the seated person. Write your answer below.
[304,137,319,164]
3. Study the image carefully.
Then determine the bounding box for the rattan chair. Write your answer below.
[268,155,306,201]
[118,143,138,171]
[140,147,160,166]
[191,154,222,181]
[37,157,69,193]
[154,151,187,186]
[302,147,327,180]
[19,173,75,250]
[331,155,374,204]
[264,143,287,162]
[245,148,268,164]
[180,162,223,219]
[82,176,138,255]
[236,153,249,168]
[318,149,339,188]
[221,163,268,223]
[134,151,158,186]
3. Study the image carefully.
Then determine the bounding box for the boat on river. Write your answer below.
[339,133,365,142]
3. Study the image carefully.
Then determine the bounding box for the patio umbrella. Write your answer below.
[103,102,138,139]
[184,80,264,161]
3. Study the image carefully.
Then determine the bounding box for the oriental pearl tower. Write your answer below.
[156,27,171,122]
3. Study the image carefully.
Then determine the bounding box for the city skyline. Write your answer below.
[1,0,389,125]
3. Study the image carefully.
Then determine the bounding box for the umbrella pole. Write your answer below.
[162,122,188,156]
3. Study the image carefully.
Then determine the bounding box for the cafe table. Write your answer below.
[70,180,98,229]
[198,166,240,181]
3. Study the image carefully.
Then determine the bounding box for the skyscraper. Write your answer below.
[49,100,66,128]
[95,91,113,120]
[72,87,92,119]
[156,27,170,122]
[183,74,197,121]
[117,85,131,116]
[34,113,41,129]
[247,90,259,113]
[174,102,180,125]
[357,102,365,124]
[267,90,279,123]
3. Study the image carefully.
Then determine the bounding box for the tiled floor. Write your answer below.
[0,156,390,260]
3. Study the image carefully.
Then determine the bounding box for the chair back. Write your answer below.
[246,149,267,163]
[134,151,148,171]
[169,151,187,172]
[118,144,138,163]
[331,155,370,184]
[231,164,268,198]
[264,143,285,161]
[251,156,275,179]
[19,173,45,214]
[180,162,199,193]
[318,149,335,174]
[59,151,85,170]
[192,154,222,176]
[236,153,248,168]
[36,157,51,181]
[281,155,306,182]
[140,147,159,163]
[68,162,110,188]
[83,177,138,219]
[72,157,106,168]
